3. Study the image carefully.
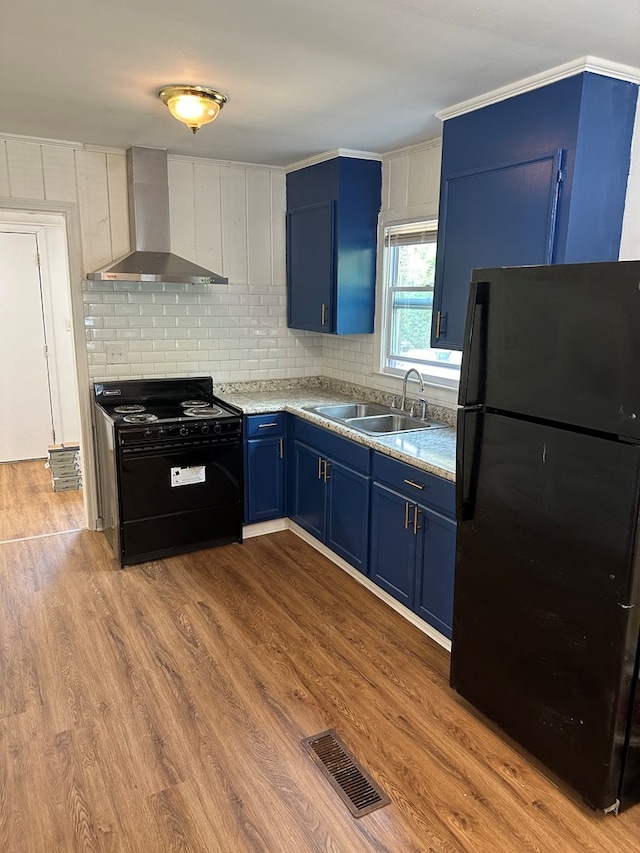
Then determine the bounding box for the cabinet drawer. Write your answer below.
[245,412,285,438]
[294,417,370,474]
[372,451,454,516]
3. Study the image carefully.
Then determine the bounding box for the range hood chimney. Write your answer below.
[86,147,228,284]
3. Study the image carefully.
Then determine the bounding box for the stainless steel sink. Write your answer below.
[310,402,390,420]
[305,402,446,435]
[345,413,441,434]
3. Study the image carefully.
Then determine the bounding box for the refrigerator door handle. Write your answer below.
[456,407,481,522]
[458,280,489,407]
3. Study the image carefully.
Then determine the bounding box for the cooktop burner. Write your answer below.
[123,413,159,424]
[114,404,146,414]
[94,377,242,435]
[184,406,223,418]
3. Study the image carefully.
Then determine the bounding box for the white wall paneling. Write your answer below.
[220,167,249,284]
[246,169,273,285]
[106,152,129,259]
[6,141,45,200]
[193,160,223,274]
[168,157,196,260]
[0,142,10,196]
[41,145,77,202]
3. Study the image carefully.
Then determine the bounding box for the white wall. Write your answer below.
[619,98,640,260]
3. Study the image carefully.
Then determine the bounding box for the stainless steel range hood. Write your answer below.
[86,147,228,284]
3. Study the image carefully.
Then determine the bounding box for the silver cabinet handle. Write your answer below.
[258,422,279,429]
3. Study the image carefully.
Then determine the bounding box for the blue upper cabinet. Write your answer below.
[286,156,382,334]
[433,72,638,351]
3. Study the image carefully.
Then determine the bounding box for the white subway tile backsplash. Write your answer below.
[114,304,141,316]
[87,303,115,316]
[153,318,179,329]
[153,340,179,352]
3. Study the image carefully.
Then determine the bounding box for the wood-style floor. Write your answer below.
[0,459,85,541]
[2,466,640,851]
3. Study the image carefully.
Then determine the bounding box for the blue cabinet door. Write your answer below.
[415,504,456,639]
[245,437,284,523]
[290,440,325,541]
[286,157,381,335]
[287,201,334,332]
[433,73,638,353]
[369,482,416,608]
[433,151,562,350]
[326,460,369,574]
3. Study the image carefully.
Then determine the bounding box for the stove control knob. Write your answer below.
[179,426,189,436]
[213,422,222,434]
[158,428,167,439]
[201,424,210,434]
[144,429,153,439]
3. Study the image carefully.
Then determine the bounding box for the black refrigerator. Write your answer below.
[451,260,640,814]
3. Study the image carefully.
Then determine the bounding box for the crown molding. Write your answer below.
[382,135,442,159]
[0,131,86,149]
[436,56,640,123]
[286,147,382,173]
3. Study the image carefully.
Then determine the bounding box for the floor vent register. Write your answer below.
[301,729,390,818]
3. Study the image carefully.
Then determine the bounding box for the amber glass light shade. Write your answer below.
[159,86,228,134]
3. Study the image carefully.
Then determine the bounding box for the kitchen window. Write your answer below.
[381,220,461,388]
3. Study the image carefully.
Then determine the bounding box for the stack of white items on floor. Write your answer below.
[47,443,82,491]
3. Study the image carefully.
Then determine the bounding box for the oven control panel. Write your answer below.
[117,418,241,446]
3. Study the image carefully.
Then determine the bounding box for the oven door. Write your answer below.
[117,437,242,565]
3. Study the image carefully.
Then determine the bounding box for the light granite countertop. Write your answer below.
[220,387,456,482]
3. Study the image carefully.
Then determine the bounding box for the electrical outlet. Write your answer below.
[106,343,128,364]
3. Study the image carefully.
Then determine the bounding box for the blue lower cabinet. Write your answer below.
[290,440,326,541]
[289,418,371,574]
[415,504,456,638]
[369,482,416,607]
[244,414,285,524]
[370,451,456,639]
[326,461,369,573]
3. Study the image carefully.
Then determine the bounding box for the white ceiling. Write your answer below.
[2,0,640,167]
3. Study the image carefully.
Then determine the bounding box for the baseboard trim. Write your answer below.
[245,517,451,652]
[242,518,289,539]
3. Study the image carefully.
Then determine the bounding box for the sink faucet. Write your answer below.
[400,368,424,412]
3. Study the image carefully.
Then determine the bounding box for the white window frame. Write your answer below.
[379,218,461,389]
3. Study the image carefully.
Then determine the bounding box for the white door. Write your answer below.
[0,231,55,461]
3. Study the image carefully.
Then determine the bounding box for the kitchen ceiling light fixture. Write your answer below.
[158,85,228,134]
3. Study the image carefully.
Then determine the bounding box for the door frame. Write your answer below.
[0,199,95,529]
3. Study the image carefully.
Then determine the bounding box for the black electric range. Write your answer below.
[94,376,243,566]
